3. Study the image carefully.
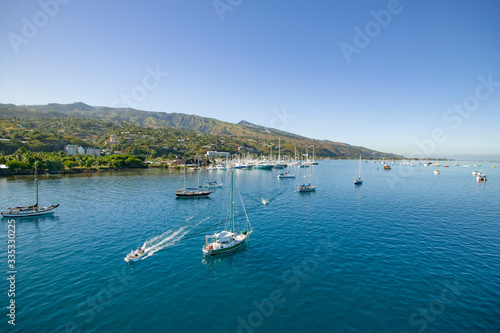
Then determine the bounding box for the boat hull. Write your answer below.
[277,174,295,179]
[253,165,273,170]
[124,253,145,262]
[298,186,317,192]
[175,190,211,197]
[203,233,251,256]
[1,205,58,218]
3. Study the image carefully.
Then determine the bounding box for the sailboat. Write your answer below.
[175,156,211,197]
[1,161,59,217]
[353,156,363,185]
[202,171,253,255]
[298,146,317,192]
[274,138,285,169]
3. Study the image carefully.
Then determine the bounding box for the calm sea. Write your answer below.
[1,161,499,333]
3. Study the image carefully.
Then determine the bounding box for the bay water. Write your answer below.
[1,161,499,332]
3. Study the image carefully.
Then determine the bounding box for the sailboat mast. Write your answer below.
[230,171,234,233]
[278,138,281,163]
[309,146,312,182]
[197,155,200,191]
[35,160,39,210]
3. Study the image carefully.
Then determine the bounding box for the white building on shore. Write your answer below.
[206,151,230,158]
[64,145,101,156]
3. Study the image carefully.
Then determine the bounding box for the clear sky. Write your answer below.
[1,0,499,157]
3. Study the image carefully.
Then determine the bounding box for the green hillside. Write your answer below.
[0,102,403,159]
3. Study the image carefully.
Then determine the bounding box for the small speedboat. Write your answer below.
[203,181,223,188]
[472,171,480,176]
[277,172,295,179]
[124,247,146,262]
[434,169,440,174]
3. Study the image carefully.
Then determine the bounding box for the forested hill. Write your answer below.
[0,102,403,159]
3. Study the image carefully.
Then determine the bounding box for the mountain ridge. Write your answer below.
[0,102,403,158]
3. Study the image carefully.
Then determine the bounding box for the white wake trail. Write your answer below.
[139,215,211,260]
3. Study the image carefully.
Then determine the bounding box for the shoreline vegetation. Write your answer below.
[0,146,469,178]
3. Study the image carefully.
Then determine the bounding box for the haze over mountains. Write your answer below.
[0,102,402,158]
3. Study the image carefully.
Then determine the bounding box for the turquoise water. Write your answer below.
[1,161,499,333]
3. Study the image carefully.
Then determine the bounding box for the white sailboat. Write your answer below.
[353,156,363,185]
[1,161,59,217]
[298,146,317,192]
[274,138,285,169]
[202,171,253,256]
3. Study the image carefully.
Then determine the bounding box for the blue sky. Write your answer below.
[1,0,499,157]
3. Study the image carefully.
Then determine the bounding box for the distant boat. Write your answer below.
[383,165,391,170]
[353,155,363,185]
[311,145,318,165]
[176,156,211,197]
[203,180,223,188]
[298,146,317,192]
[298,183,317,192]
[476,173,487,182]
[202,171,253,256]
[277,172,295,179]
[1,161,59,218]
[472,171,480,176]
[434,169,440,175]
[253,162,273,169]
[274,138,285,169]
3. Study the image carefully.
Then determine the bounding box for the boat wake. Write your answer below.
[139,215,211,260]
